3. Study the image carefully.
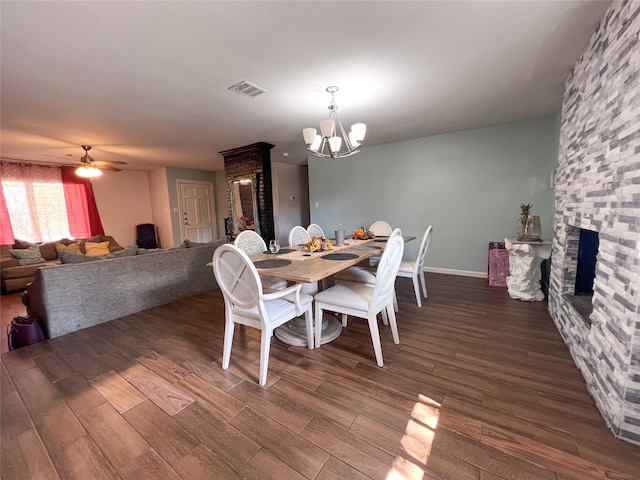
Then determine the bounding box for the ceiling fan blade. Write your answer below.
[94,160,127,166]
[99,165,122,172]
[43,154,75,161]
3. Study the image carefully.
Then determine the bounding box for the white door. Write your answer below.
[178,181,216,243]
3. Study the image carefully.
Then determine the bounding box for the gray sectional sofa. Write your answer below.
[27,240,225,338]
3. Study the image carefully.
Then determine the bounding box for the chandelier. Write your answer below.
[75,165,102,178]
[302,86,366,159]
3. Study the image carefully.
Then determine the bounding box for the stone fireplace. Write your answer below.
[549,1,640,445]
[220,142,276,242]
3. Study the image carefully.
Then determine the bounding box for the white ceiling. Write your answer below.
[0,1,610,172]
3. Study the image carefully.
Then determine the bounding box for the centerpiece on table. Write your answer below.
[304,236,333,252]
[352,227,375,240]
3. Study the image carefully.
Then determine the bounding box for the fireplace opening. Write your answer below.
[566,227,599,323]
[575,228,599,296]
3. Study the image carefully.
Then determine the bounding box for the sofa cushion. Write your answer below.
[137,248,163,255]
[103,235,124,252]
[13,239,35,249]
[1,257,21,269]
[59,251,104,264]
[85,241,111,256]
[184,239,217,248]
[56,242,82,255]
[39,242,58,261]
[2,260,60,278]
[84,235,123,253]
[10,245,46,265]
[109,245,138,258]
[138,242,186,255]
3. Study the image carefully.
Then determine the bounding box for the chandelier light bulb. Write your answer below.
[320,119,335,138]
[328,136,342,153]
[310,135,321,152]
[303,128,317,146]
[350,123,366,144]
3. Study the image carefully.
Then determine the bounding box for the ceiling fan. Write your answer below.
[45,145,127,178]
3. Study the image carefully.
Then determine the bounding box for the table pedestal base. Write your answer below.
[274,315,342,347]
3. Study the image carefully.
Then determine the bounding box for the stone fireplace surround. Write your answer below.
[549,1,640,445]
[220,142,276,243]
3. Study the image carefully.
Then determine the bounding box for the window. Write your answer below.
[1,162,103,244]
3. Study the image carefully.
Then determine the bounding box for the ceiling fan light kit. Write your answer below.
[75,165,103,178]
[59,145,127,178]
[303,86,366,159]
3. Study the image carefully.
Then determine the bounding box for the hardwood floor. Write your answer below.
[2,273,639,479]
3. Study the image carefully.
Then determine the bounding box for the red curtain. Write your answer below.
[0,185,15,245]
[61,167,104,238]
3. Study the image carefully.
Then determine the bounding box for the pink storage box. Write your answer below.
[488,248,509,287]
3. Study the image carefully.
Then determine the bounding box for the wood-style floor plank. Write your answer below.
[1,273,639,479]
[78,402,149,471]
[128,369,194,416]
[0,428,60,480]
[89,369,147,414]
[123,400,200,468]
[230,406,330,478]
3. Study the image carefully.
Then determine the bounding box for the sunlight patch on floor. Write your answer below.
[386,394,440,480]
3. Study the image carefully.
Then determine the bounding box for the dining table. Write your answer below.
[249,235,415,347]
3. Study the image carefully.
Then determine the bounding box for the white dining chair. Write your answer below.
[234,230,287,293]
[213,244,314,386]
[368,220,393,266]
[313,229,404,366]
[369,220,393,236]
[334,227,402,311]
[289,225,311,246]
[307,223,325,238]
[397,225,433,307]
[288,226,319,295]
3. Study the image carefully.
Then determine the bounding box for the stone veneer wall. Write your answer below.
[220,142,276,242]
[549,1,640,444]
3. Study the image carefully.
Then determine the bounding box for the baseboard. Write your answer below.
[423,267,487,279]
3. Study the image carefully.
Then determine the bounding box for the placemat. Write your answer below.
[321,253,359,261]
[253,259,292,268]
[351,245,380,251]
[374,237,389,242]
[262,248,295,255]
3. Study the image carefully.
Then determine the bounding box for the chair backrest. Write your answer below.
[372,228,404,308]
[369,221,393,236]
[307,224,325,238]
[234,230,267,255]
[289,226,311,246]
[213,244,262,309]
[136,223,157,249]
[414,225,433,273]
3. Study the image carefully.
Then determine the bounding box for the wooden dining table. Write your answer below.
[249,235,415,347]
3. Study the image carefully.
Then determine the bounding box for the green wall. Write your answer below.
[308,116,558,275]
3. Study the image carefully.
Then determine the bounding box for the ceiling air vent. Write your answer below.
[227,80,267,98]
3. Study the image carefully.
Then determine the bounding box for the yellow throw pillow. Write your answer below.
[55,242,82,255]
[84,241,111,256]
